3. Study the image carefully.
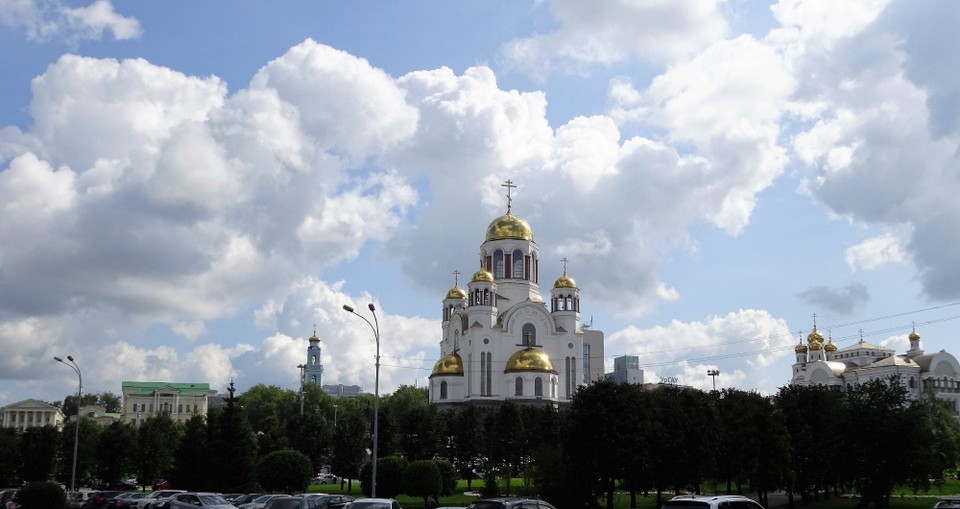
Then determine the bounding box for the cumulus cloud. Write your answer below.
[796,284,870,315]
[606,309,793,393]
[0,0,140,43]
[845,233,908,271]
[500,0,727,77]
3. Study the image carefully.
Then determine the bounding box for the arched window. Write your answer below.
[311,355,318,365]
[535,378,543,396]
[440,381,448,400]
[311,375,317,383]
[515,377,523,396]
[522,323,536,346]
[909,377,916,389]
[494,250,504,278]
[513,249,524,279]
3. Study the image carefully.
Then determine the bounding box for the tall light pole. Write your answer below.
[297,363,306,416]
[342,302,380,498]
[54,355,81,495]
[707,369,720,391]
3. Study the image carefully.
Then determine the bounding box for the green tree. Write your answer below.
[171,414,208,490]
[484,400,526,490]
[385,386,439,461]
[0,427,20,486]
[18,425,60,482]
[135,412,182,488]
[257,449,314,493]
[776,384,844,506]
[15,481,65,509]
[360,455,408,498]
[94,421,137,487]
[434,459,458,497]
[402,460,442,505]
[207,382,258,493]
[57,418,100,487]
[331,406,367,491]
[442,405,484,489]
[287,412,331,472]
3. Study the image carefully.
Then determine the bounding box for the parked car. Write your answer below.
[107,492,147,509]
[466,498,554,509]
[295,495,354,509]
[663,495,765,509]
[167,492,237,509]
[137,490,187,509]
[83,491,127,509]
[238,494,289,509]
[312,474,340,484]
[229,494,262,506]
[933,498,960,509]
[346,498,403,509]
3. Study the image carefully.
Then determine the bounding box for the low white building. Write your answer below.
[121,381,217,425]
[0,399,65,431]
[790,324,960,414]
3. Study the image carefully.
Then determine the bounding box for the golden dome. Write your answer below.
[554,273,576,288]
[445,284,467,300]
[795,341,808,353]
[824,340,837,353]
[431,352,464,376]
[485,212,534,242]
[807,327,824,344]
[309,332,320,342]
[909,330,920,342]
[504,348,556,373]
[809,339,823,351]
[472,267,494,283]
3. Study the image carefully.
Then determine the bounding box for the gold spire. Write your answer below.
[909,323,920,342]
[795,332,808,353]
[554,256,577,288]
[445,270,467,299]
[485,179,534,241]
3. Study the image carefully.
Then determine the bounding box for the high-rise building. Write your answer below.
[605,355,645,385]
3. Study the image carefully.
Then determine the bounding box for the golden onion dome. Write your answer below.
[554,273,577,289]
[504,348,557,373]
[485,212,534,242]
[807,327,824,345]
[445,284,467,300]
[824,340,837,353]
[809,339,823,351]
[472,267,494,283]
[909,330,920,342]
[309,332,320,343]
[431,352,464,376]
[795,341,808,353]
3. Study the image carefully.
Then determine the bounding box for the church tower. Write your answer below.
[429,180,605,409]
[304,330,324,385]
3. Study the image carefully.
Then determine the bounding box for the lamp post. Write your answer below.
[707,369,720,391]
[297,363,306,416]
[342,302,380,498]
[54,355,81,495]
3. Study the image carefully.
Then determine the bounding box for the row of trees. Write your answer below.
[1,377,957,509]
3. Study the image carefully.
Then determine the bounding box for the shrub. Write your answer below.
[435,459,458,496]
[360,455,408,498]
[403,460,442,503]
[256,449,313,493]
[15,481,65,509]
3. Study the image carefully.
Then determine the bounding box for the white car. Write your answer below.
[312,473,341,484]
[167,492,236,509]
[663,495,765,509]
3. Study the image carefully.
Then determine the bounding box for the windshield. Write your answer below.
[201,494,229,504]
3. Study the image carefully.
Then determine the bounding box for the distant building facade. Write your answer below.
[120,381,217,425]
[75,405,121,426]
[605,355,645,385]
[322,384,363,399]
[790,324,960,414]
[0,399,65,431]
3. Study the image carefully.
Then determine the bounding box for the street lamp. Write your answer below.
[342,302,380,498]
[54,355,81,495]
[297,364,306,416]
[707,369,720,391]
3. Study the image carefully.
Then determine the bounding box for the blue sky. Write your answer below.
[2,0,960,404]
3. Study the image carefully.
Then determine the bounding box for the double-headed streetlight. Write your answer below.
[297,363,307,416]
[707,369,720,391]
[54,355,81,495]
[342,302,380,497]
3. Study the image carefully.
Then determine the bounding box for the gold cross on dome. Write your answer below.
[502,179,516,212]
[561,256,569,275]
[453,269,461,286]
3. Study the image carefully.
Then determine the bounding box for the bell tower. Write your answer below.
[305,329,324,385]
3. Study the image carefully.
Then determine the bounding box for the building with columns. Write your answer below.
[428,181,605,409]
[790,321,960,414]
[120,381,217,425]
[0,399,65,431]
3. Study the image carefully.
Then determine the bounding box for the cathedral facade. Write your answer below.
[428,183,605,409]
[790,322,960,414]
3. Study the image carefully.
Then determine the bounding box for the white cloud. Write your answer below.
[845,233,907,271]
[0,0,140,43]
[500,0,727,77]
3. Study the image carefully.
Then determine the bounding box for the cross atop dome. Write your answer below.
[502,179,516,213]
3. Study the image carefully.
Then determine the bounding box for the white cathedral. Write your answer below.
[428,182,605,409]
[790,320,960,414]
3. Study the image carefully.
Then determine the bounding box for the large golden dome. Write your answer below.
[431,352,464,376]
[807,327,825,345]
[504,348,556,373]
[485,212,534,242]
[445,284,467,300]
[554,273,576,288]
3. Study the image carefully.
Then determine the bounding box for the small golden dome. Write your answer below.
[807,327,824,344]
[809,339,823,351]
[485,212,534,242]
[472,267,494,283]
[554,273,576,288]
[309,333,320,342]
[504,348,556,373]
[824,341,837,353]
[909,330,920,342]
[795,341,808,353]
[445,284,467,300]
[431,352,464,376]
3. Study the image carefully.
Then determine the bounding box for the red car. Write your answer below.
[153,480,173,490]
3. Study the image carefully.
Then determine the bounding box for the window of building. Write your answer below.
[494,250,504,278]
[513,249,524,279]
[440,381,448,400]
[515,377,523,396]
[535,378,543,396]
[522,323,536,346]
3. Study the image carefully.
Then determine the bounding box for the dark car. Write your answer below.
[346,498,403,509]
[466,498,555,509]
[265,495,356,509]
[83,491,128,509]
[229,494,261,506]
[107,492,147,509]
